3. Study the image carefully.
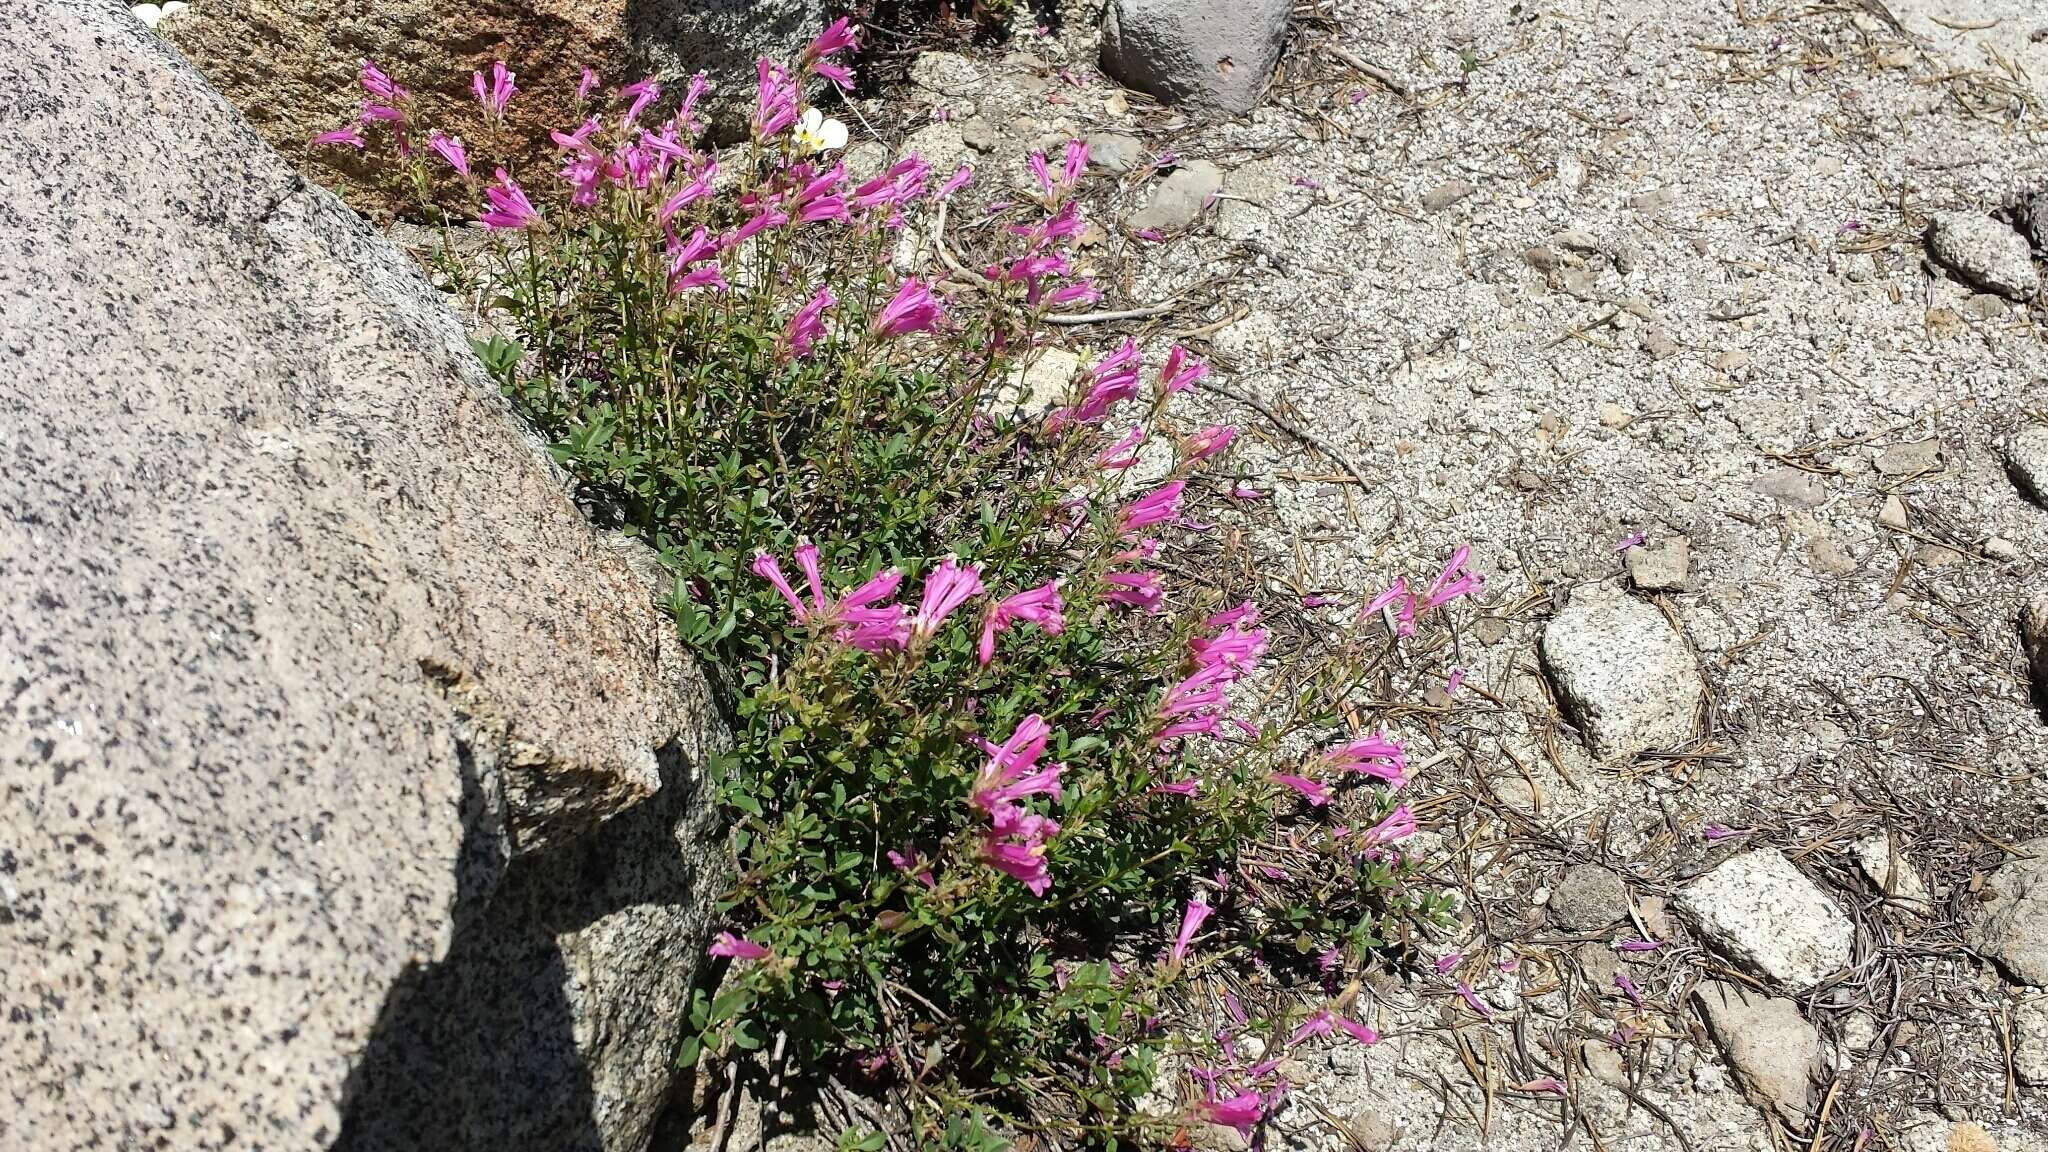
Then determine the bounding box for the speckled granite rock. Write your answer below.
[1100,0,1291,115]
[161,0,820,213]
[1969,838,2048,987]
[0,7,723,1149]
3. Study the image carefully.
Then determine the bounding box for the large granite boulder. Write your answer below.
[159,0,822,214]
[1099,0,1292,115]
[1,6,725,1150]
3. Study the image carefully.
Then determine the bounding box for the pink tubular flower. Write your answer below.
[1272,773,1331,806]
[781,285,836,360]
[359,59,406,103]
[1615,971,1643,1008]
[1157,345,1208,395]
[1338,1017,1380,1046]
[673,263,729,294]
[1097,426,1145,471]
[427,131,469,177]
[752,58,800,138]
[1435,952,1463,974]
[478,169,539,230]
[1422,545,1482,609]
[659,160,718,221]
[1182,425,1237,462]
[619,76,660,126]
[577,66,600,102]
[708,931,770,961]
[726,207,789,248]
[1445,667,1466,698]
[1321,732,1408,788]
[969,714,1064,817]
[312,127,366,150]
[1169,896,1213,964]
[977,580,1065,665]
[751,551,809,621]
[1365,578,1418,638]
[911,556,984,640]
[1103,570,1164,613]
[1151,778,1201,796]
[981,817,1058,896]
[1061,138,1088,189]
[871,277,943,338]
[1289,1010,1335,1046]
[887,845,937,889]
[1028,150,1056,200]
[1457,982,1491,1018]
[807,15,859,58]
[1117,481,1184,536]
[1203,1091,1264,1136]
[1616,939,1663,953]
[934,164,974,202]
[472,61,516,118]
[1360,804,1416,846]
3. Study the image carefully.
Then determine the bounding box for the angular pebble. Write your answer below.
[1968,838,2048,986]
[2017,1000,2048,1086]
[1540,582,1703,759]
[1679,850,1853,989]
[1129,159,1224,234]
[1849,833,1932,908]
[1422,178,1477,213]
[1927,212,2040,301]
[1549,864,1631,931]
[1625,536,1690,591]
[1693,981,1821,1126]
[1085,131,1145,176]
[2006,426,2048,508]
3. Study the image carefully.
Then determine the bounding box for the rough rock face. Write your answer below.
[1692,982,1821,1127]
[1099,0,1292,115]
[1679,851,1853,990]
[1926,212,2040,300]
[1,7,723,1150]
[1539,582,1704,759]
[162,0,821,213]
[1969,838,2048,987]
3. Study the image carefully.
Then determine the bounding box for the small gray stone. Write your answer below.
[1578,1039,1629,1087]
[958,115,1003,153]
[1679,851,1853,989]
[1693,981,1821,1126]
[1874,439,1941,477]
[1755,465,1828,506]
[1641,327,1680,360]
[1540,582,1703,759]
[1927,212,2040,300]
[1129,159,1224,234]
[899,121,970,181]
[1550,864,1631,931]
[1422,179,1478,213]
[1626,537,1690,591]
[1099,0,1292,115]
[2016,999,2048,1085]
[1986,536,2021,562]
[1085,131,1145,175]
[1850,834,1933,908]
[1216,159,1288,241]
[2006,426,2048,507]
[909,50,982,98]
[997,347,1082,418]
[1969,838,2048,986]
[1878,495,1909,530]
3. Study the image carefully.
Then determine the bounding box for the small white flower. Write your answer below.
[131,3,164,27]
[793,107,849,154]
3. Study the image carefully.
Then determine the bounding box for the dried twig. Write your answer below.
[1193,376,1370,489]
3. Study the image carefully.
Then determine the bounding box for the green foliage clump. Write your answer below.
[339,32,1467,1147]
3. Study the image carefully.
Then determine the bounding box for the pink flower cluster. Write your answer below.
[969,715,1065,896]
[1153,602,1269,745]
[1364,545,1484,638]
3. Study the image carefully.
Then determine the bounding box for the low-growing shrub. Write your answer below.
[325,29,1472,1148]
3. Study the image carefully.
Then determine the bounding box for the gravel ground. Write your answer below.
[777,0,2048,1147]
